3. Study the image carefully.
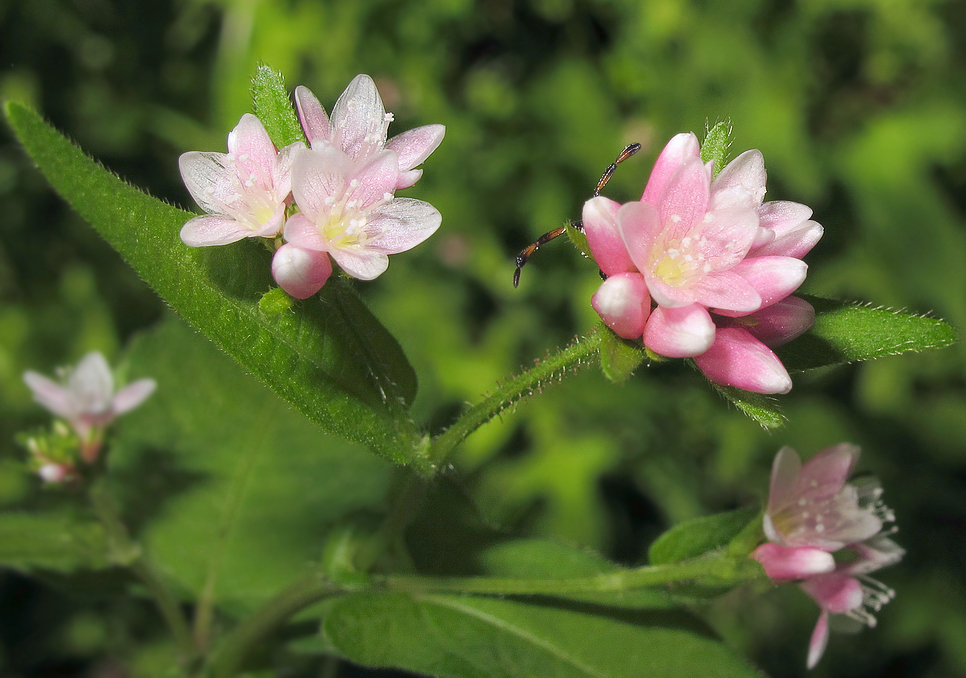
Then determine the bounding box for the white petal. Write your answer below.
[386,124,445,171]
[23,372,75,419]
[112,379,157,415]
[330,74,387,159]
[365,198,442,254]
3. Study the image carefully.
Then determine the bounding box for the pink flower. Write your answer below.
[23,352,156,462]
[751,445,902,669]
[800,537,904,669]
[295,75,445,190]
[179,114,303,246]
[583,133,822,392]
[281,145,441,281]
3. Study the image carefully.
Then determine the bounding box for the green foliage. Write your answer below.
[251,66,305,149]
[0,511,108,573]
[702,120,733,176]
[3,103,423,470]
[779,296,958,371]
[649,506,761,566]
[321,592,762,678]
[597,324,646,383]
[109,315,391,614]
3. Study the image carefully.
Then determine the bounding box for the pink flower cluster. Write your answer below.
[583,133,822,393]
[179,75,444,299]
[752,445,903,669]
[23,352,156,476]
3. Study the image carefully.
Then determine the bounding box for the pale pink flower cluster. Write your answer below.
[23,352,156,474]
[752,445,903,669]
[583,133,822,393]
[179,75,444,299]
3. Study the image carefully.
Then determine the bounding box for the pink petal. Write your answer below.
[758,200,812,235]
[801,574,864,616]
[179,151,239,217]
[180,215,267,247]
[364,198,442,254]
[347,150,400,209]
[227,114,278,189]
[766,446,803,524]
[330,74,387,160]
[797,444,862,500]
[693,327,792,394]
[695,207,760,271]
[291,146,352,220]
[395,169,423,190]
[807,611,830,670]
[386,124,445,172]
[329,248,389,281]
[741,296,815,346]
[272,244,333,299]
[656,157,711,242]
[641,132,701,204]
[710,149,766,209]
[690,270,762,312]
[294,85,331,145]
[584,196,635,275]
[23,372,75,419]
[643,304,715,358]
[112,379,157,415]
[752,543,836,582]
[591,273,650,339]
[70,353,115,414]
[847,537,905,575]
[282,212,329,251]
[754,219,824,259]
[731,256,808,307]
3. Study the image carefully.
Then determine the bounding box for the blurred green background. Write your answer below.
[2,0,966,676]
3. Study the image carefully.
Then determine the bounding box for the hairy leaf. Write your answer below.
[251,65,306,148]
[779,296,957,371]
[649,505,761,566]
[4,102,424,469]
[597,324,646,383]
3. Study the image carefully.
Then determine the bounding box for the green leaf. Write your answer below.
[565,220,593,259]
[777,296,957,371]
[597,324,645,383]
[4,102,424,469]
[0,511,108,573]
[109,315,392,614]
[649,505,760,566]
[321,592,762,678]
[701,120,733,177]
[251,65,306,149]
[708,382,785,430]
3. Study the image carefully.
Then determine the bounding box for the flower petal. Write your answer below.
[739,296,815,346]
[766,446,803,522]
[641,132,701,204]
[364,198,442,254]
[693,327,792,394]
[272,244,333,299]
[752,543,836,582]
[180,215,269,247]
[282,212,329,251]
[711,149,766,209]
[112,379,157,415]
[755,219,824,259]
[643,304,715,357]
[584,196,635,275]
[329,248,389,281]
[657,157,711,242]
[807,611,830,670]
[227,114,278,190]
[23,372,75,419]
[731,256,808,307]
[591,273,650,339]
[330,74,387,160]
[70,352,115,415]
[386,124,445,172]
[347,150,400,209]
[179,151,238,217]
[295,85,331,145]
[291,146,352,220]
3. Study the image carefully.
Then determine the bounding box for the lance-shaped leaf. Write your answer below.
[777,295,957,371]
[4,102,425,470]
[251,65,306,149]
[649,505,761,566]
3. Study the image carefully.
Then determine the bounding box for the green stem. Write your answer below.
[430,331,602,465]
[207,573,345,678]
[380,554,762,597]
[88,482,197,665]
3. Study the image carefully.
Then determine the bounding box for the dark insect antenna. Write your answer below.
[513,142,641,288]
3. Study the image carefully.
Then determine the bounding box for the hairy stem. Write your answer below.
[429,331,602,466]
[380,554,761,596]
